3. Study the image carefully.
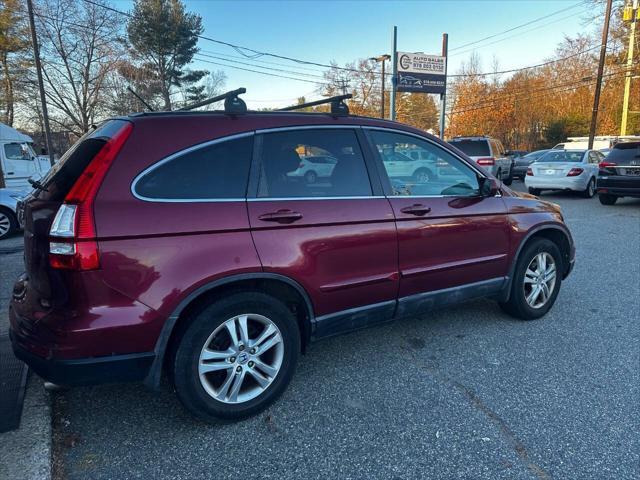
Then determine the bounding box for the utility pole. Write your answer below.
[391,26,398,121]
[369,54,391,119]
[620,0,638,136]
[439,33,449,139]
[26,0,55,167]
[589,0,613,149]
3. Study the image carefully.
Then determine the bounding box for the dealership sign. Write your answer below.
[396,52,446,94]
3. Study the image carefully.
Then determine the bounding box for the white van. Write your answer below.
[1,122,52,190]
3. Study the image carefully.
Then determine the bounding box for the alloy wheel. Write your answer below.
[198,313,284,404]
[523,252,557,309]
[0,212,11,238]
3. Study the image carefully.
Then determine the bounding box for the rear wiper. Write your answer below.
[28,178,48,192]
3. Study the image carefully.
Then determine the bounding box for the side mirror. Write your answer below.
[480,177,501,197]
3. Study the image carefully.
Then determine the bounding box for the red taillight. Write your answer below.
[566,168,584,177]
[599,161,616,169]
[49,123,133,270]
[526,168,534,176]
[477,157,495,166]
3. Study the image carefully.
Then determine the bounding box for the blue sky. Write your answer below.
[113,0,600,108]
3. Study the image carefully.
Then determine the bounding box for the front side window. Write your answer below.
[368,130,480,197]
[4,142,34,160]
[258,129,372,198]
[135,135,253,200]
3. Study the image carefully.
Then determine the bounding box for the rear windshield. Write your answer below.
[39,120,130,201]
[523,150,548,160]
[537,150,585,163]
[607,143,640,163]
[449,139,490,157]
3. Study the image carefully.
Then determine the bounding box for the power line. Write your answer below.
[448,1,588,52]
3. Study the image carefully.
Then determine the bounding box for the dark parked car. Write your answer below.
[9,93,575,422]
[596,141,640,205]
[512,149,550,180]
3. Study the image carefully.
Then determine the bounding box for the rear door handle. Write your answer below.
[258,209,303,224]
[400,204,431,216]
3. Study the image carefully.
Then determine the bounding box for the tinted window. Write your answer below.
[370,131,480,197]
[258,129,372,198]
[537,150,585,163]
[607,143,640,163]
[135,136,253,200]
[449,139,490,157]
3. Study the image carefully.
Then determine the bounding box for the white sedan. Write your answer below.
[525,149,605,198]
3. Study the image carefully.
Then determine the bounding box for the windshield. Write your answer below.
[537,150,585,163]
[449,140,490,157]
[523,150,548,160]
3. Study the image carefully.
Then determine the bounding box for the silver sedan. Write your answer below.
[0,188,27,239]
[524,149,605,198]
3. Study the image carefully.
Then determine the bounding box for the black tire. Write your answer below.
[304,170,317,184]
[412,167,434,183]
[503,166,514,186]
[582,178,596,198]
[171,291,300,423]
[528,187,541,196]
[499,238,563,320]
[598,193,617,205]
[0,207,18,240]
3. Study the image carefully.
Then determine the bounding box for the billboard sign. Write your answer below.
[396,52,446,94]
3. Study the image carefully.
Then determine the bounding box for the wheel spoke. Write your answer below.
[200,348,233,361]
[251,324,276,348]
[247,368,270,388]
[257,332,282,354]
[540,282,551,301]
[526,285,541,305]
[215,371,236,401]
[228,370,246,402]
[254,358,278,378]
[199,360,232,375]
[237,315,250,346]
[537,253,546,272]
[225,319,240,349]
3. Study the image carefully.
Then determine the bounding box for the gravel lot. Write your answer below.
[1,183,638,479]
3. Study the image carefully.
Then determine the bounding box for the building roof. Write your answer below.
[0,122,33,143]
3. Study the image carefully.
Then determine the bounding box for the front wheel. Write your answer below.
[499,238,562,320]
[503,166,514,186]
[0,208,18,240]
[171,291,300,423]
[528,187,541,196]
[412,168,434,184]
[598,193,617,205]
[582,178,595,198]
[304,170,317,184]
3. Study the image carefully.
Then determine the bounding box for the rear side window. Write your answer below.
[449,139,490,157]
[258,129,372,198]
[607,143,640,163]
[134,135,253,200]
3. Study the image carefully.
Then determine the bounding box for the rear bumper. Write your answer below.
[10,328,154,386]
[525,176,588,191]
[596,176,640,197]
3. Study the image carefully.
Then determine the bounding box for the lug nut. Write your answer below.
[236,366,242,373]
[229,357,236,363]
[250,348,256,354]
[239,344,245,351]
[248,361,255,368]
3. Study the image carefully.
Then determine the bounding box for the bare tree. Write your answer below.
[35,0,123,134]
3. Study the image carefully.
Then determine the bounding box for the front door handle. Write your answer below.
[258,209,303,224]
[400,204,431,216]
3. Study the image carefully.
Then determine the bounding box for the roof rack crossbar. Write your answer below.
[277,94,352,115]
[178,88,247,114]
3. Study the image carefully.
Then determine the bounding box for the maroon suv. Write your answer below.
[10,94,574,422]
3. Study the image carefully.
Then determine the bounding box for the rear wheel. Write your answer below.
[499,238,562,320]
[503,166,514,186]
[412,168,434,184]
[171,291,300,423]
[304,170,317,184]
[598,193,617,205]
[0,208,17,240]
[582,178,596,198]
[528,187,541,196]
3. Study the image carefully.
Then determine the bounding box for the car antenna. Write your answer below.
[178,88,247,114]
[126,86,155,112]
[277,94,352,116]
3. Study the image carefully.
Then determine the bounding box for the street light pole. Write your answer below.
[369,54,391,119]
[588,0,613,149]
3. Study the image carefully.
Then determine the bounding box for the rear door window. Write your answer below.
[134,135,253,200]
[257,129,372,198]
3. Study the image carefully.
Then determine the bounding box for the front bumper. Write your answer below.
[10,326,154,386]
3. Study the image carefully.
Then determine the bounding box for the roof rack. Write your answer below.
[178,88,247,114]
[277,94,352,115]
